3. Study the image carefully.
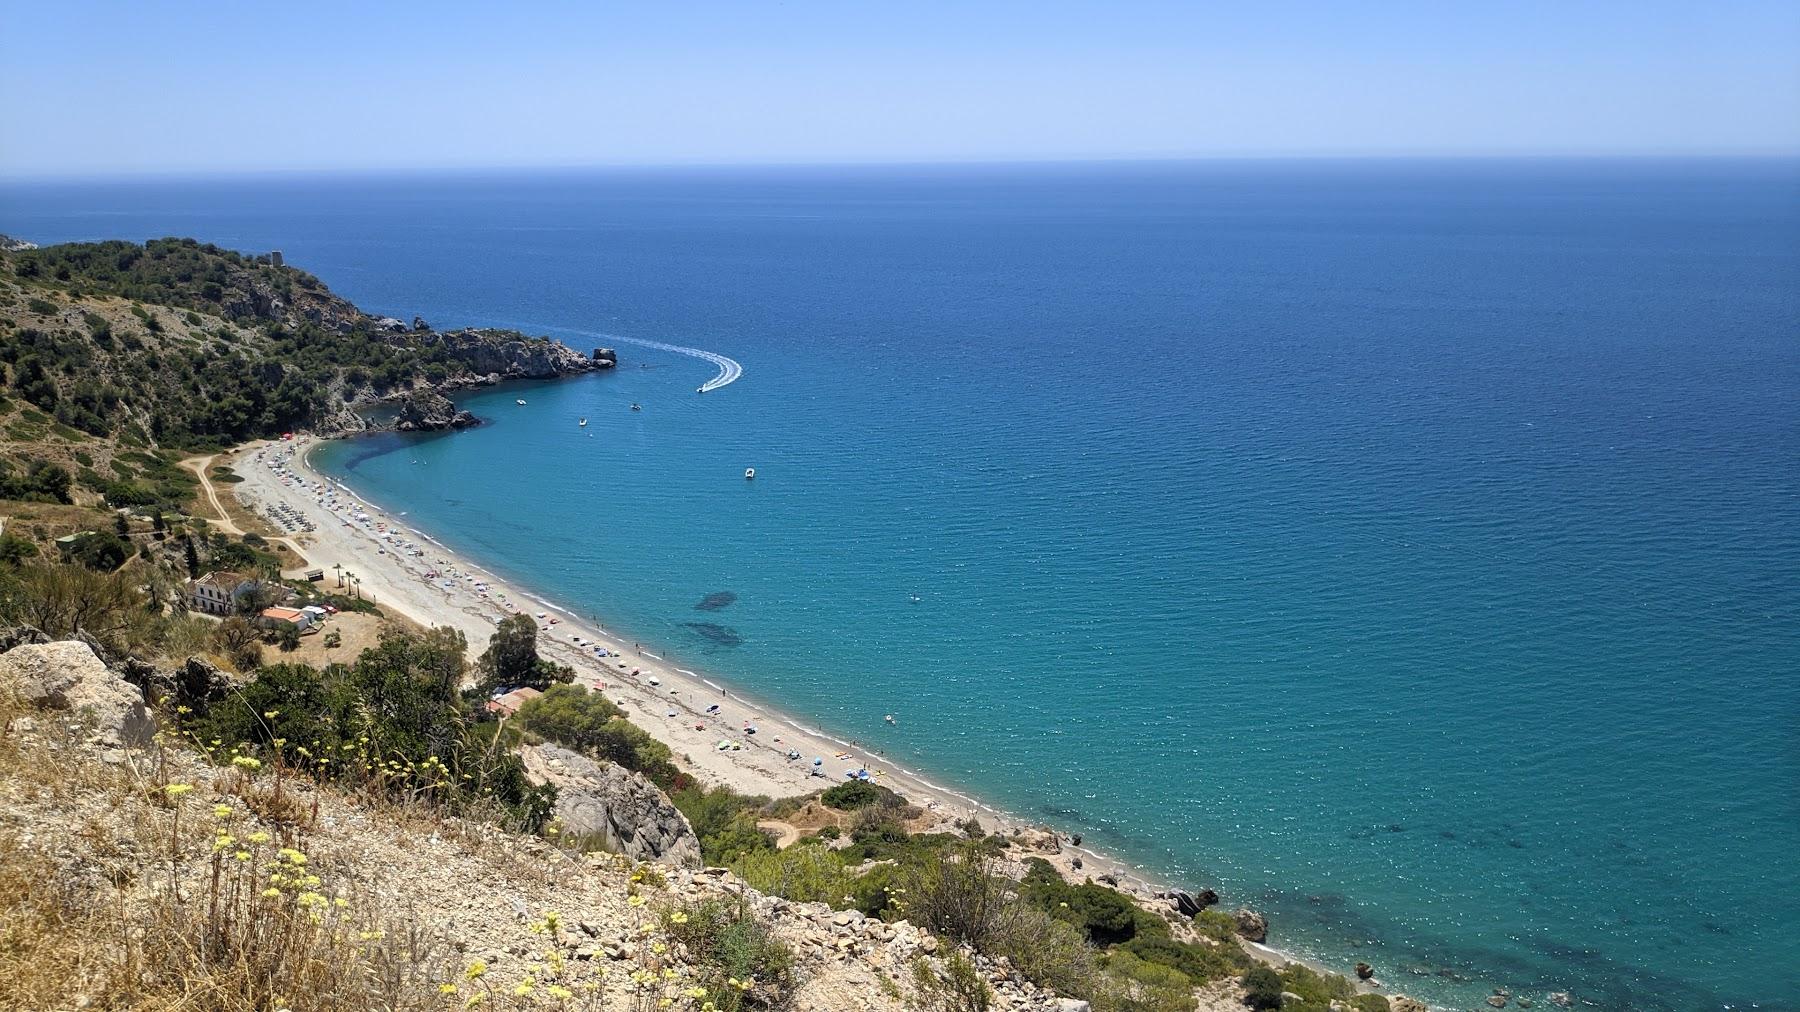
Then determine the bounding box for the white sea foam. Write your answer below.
[559,327,743,392]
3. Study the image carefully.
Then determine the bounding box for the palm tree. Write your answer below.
[334,563,343,588]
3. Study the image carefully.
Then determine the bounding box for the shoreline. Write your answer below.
[224,432,1405,1002]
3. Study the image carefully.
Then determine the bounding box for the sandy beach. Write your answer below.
[223,437,1166,888]
[215,433,1381,996]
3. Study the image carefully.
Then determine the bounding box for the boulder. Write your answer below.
[1356,962,1375,981]
[592,347,618,367]
[0,625,49,653]
[1233,907,1269,942]
[125,656,236,713]
[1390,999,1429,1012]
[0,640,156,745]
[1487,996,1508,1009]
[521,745,702,867]
[1547,994,1572,1009]
[1169,888,1219,918]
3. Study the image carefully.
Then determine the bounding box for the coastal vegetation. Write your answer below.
[2,238,595,451]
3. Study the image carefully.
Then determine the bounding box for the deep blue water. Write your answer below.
[6,161,1798,1010]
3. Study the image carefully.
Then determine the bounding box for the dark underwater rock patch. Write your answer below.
[682,622,743,647]
[694,591,738,612]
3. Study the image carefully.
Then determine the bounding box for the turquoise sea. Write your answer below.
[5,161,1798,1010]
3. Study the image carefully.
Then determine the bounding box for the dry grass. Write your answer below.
[0,684,788,1012]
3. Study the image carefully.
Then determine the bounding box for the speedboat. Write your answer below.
[630,403,641,412]
[578,418,587,427]
[744,467,756,480]
[516,398,526,405]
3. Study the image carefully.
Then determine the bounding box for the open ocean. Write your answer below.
[5,160,1797,1010]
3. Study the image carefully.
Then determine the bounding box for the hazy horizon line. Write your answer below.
[4,150,1799,187]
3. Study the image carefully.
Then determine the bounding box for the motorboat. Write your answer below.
[744,467,756,480]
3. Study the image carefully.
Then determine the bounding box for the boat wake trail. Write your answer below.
[557,327,743,392]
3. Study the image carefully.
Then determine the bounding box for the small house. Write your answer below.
[484,687,543,717]
[258,606,317,634]
[187,571,252,616]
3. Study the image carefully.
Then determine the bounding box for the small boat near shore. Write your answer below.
[515,398,527,405]
[578,417,587,427]
[744,467,756,480]
[630,403,641,412]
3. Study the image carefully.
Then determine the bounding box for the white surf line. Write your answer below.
[555,326,744,392]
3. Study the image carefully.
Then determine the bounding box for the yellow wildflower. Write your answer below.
[163,783,193,798]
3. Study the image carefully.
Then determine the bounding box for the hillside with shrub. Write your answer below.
[1,237,602,450]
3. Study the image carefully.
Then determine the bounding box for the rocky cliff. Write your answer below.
[391,388,479,432]
[521,744,704,867]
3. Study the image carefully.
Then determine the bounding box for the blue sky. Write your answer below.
[2,0,1797,177]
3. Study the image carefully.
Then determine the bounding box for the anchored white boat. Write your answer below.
[744,467,756,480]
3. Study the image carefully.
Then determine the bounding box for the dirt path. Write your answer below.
[181,454,244,536]
[757,819,803,849]
[183,450,307,559]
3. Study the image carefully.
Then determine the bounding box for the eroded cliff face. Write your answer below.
[428,329,600,381]
[521,744,704,868]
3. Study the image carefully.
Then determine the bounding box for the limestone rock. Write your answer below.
[521,745,701,867]
[0,624,49,653]
[0,640,156,745]
[1389,998,1429,1012]
[393,389,479,432]
[1233,906,1269,943]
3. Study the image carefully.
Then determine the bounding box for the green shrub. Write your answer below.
[516,684,682,787]
[730,840,852,904]
[821,779,900,811]
[1094,948,1198,1012]
[62,531,129,572]
[911,952,991,1012]
[662,897,794,1011]
[673,785,776,866]
[988,903,1102,999]
[1241,965,1284,1010]
[1020,857,1148,946]
[1120,935,1249,985]
[903,840,1019,949]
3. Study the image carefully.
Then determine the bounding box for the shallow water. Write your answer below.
[8,160,1798,1009]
